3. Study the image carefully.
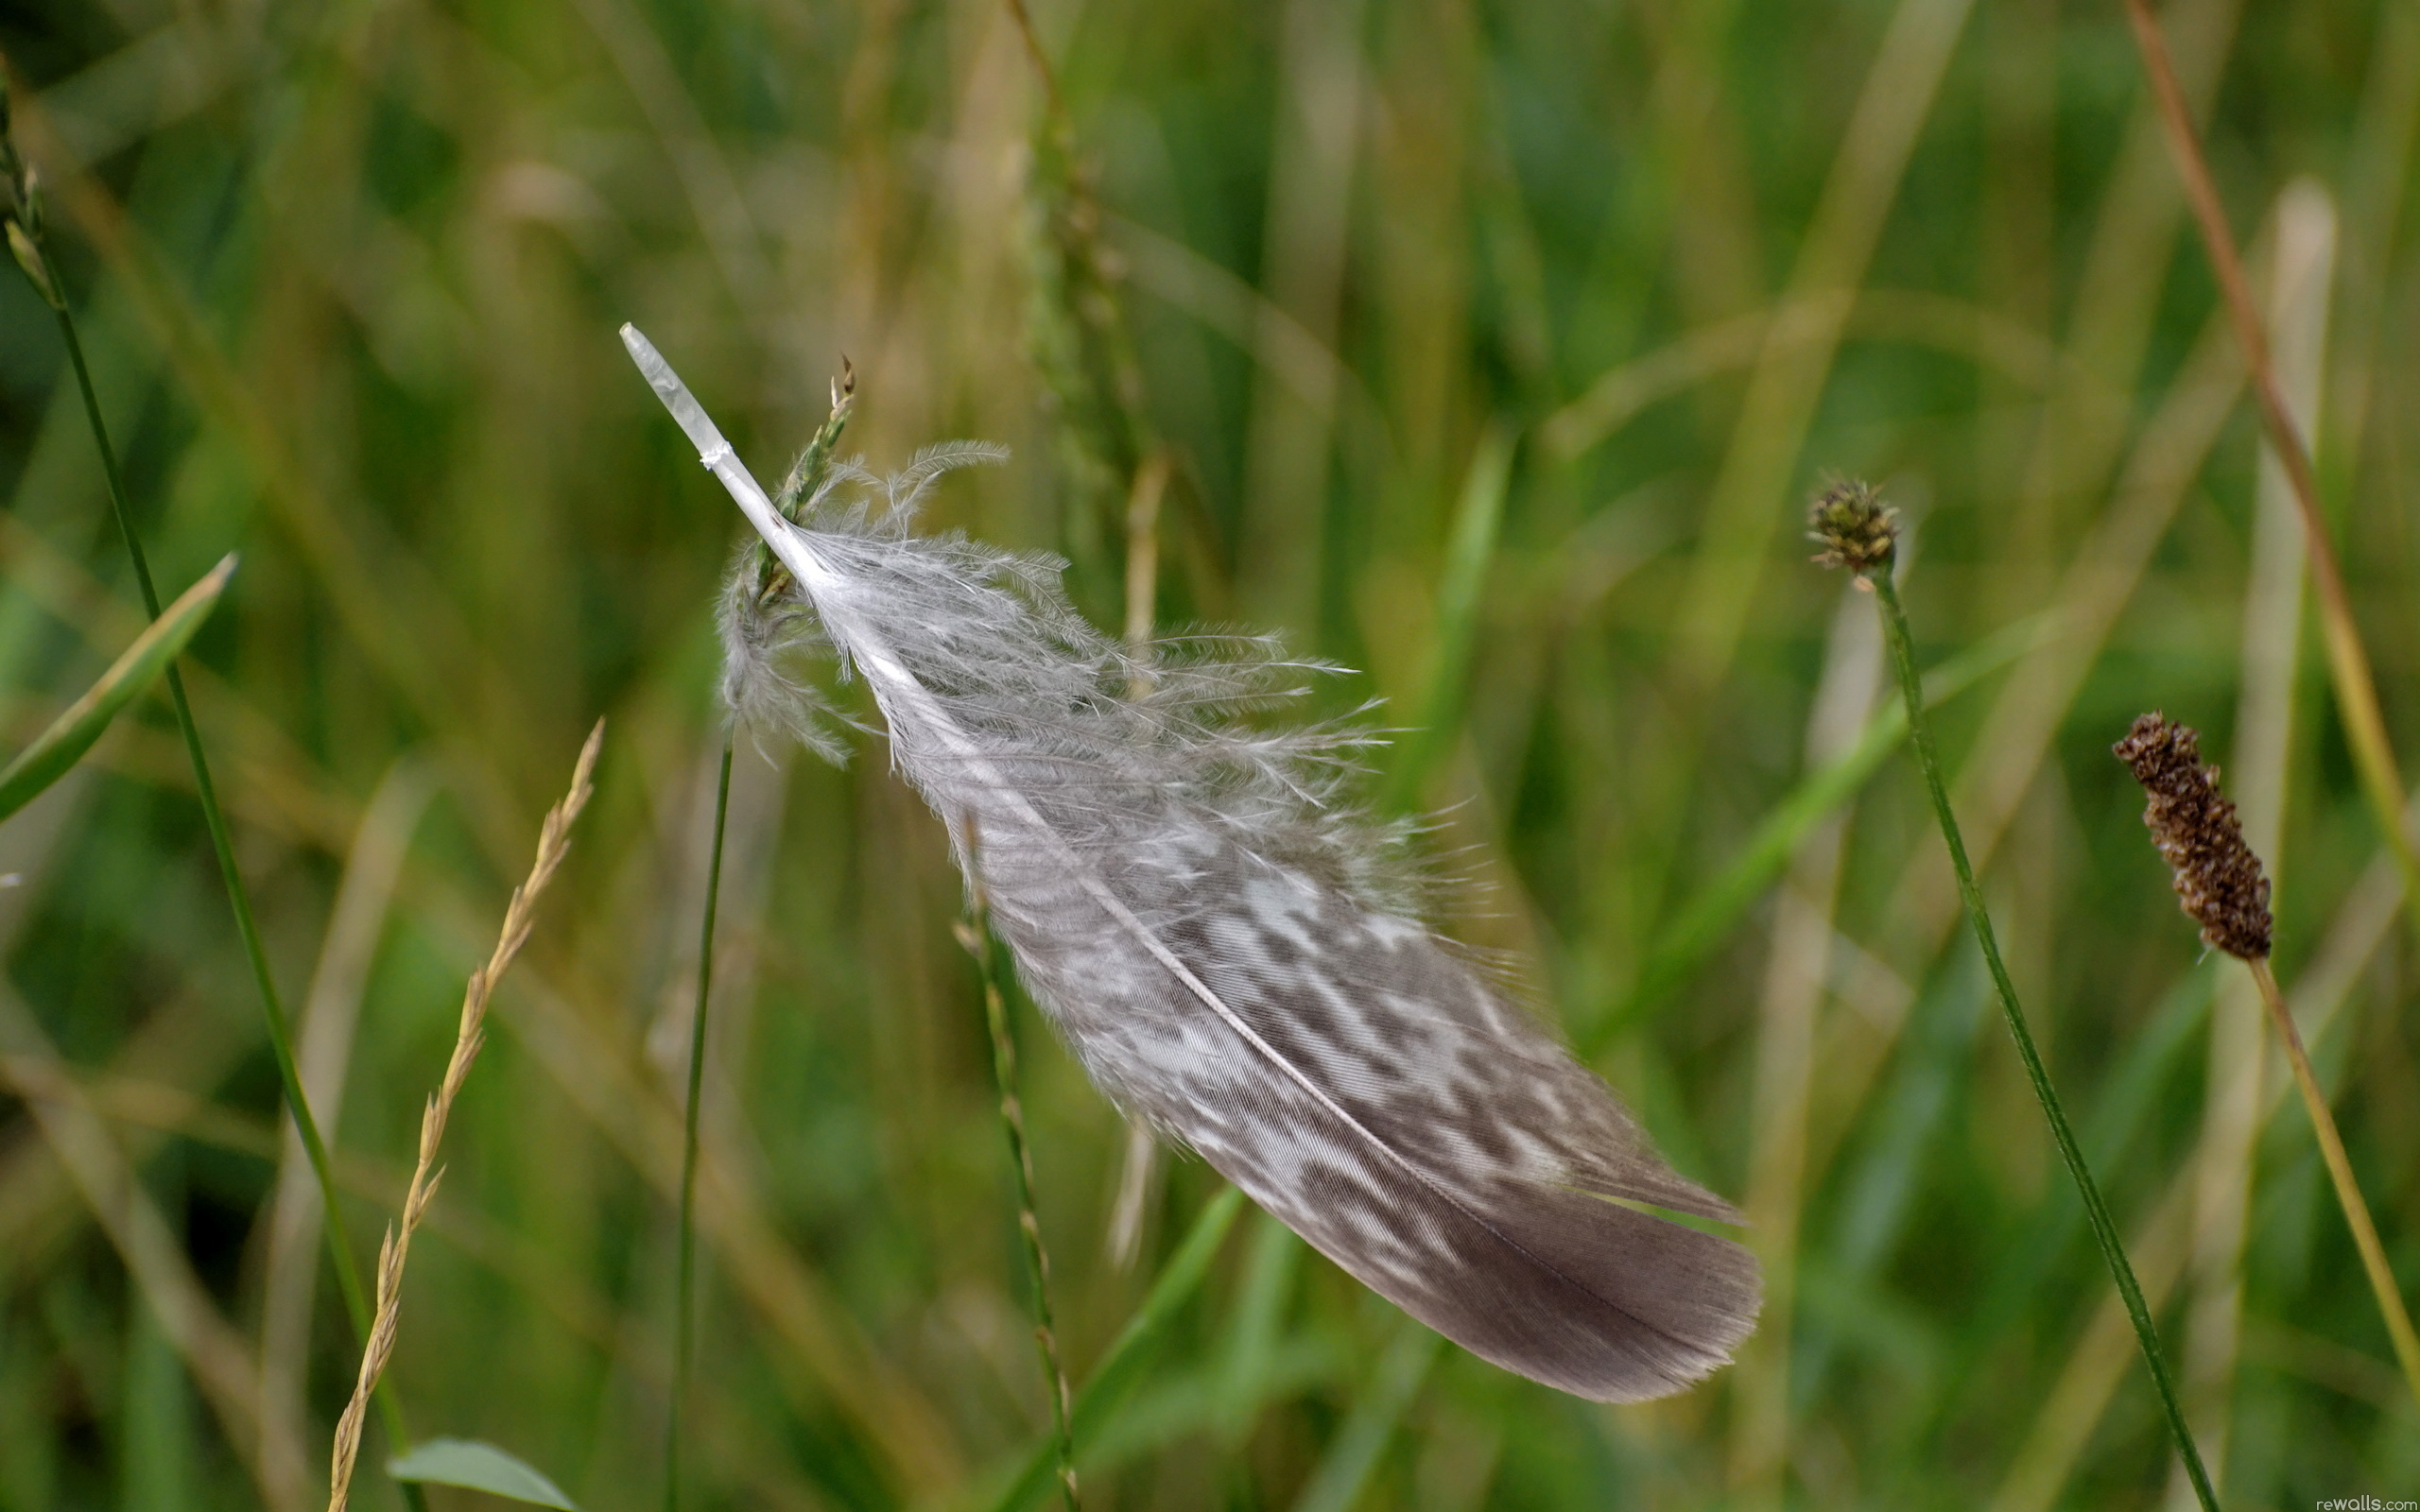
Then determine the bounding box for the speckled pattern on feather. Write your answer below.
[624,324,1762,1401]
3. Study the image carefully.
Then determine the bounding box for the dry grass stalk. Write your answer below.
[2243,955,2420,1411]
[2121,0,2420,936]
[1987,782,2412,1510]
[1106,448,1172,1268]
[2166,185,2331,1509]
[325,721,604,1512]
[1727,587,1883,1510]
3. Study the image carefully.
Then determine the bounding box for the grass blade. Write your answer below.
[0,553,233,822]
[389,1440,580,1511]
[1589,610,2046,1052]
[1,112,424,1493]
[1381,422,1515,813]
[1286,1322,1441,1512]
[663,740,732,1512]
[2122,0,2420,947]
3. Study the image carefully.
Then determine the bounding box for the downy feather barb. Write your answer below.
[623,324,1760,1401]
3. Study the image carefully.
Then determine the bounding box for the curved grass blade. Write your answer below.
[0,553,234,822]
[1589,610,2047,1053]
[389,1439,579,1510]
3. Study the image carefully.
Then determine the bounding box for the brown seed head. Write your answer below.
[2113,712,2273,959]
[1808,479,1898,576]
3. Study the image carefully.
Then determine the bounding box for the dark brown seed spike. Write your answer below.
[2113,713,2273,960]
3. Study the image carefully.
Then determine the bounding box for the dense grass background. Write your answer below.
[3,0,2418,1505]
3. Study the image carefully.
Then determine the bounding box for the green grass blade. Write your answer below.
[1286,1322,1441,1512]
[0,553,233,822]
[1213,1210,1303,1441]
[987,1185,1246,1512]
[664,739,732,1512]
[389,1439,580,1510]
[1587,610,2047,1052]
[1381,422,1515,814]
[51,279,417,1498]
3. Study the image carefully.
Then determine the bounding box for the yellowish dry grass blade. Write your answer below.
[326,723,602,1512]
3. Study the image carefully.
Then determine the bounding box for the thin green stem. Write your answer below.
[54,303,426,1493]
[1868,570,2218,1512]
[961,863,1079,1512]
[665,740,733,1512]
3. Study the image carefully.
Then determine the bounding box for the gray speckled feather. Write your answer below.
[624,326,1760,1401]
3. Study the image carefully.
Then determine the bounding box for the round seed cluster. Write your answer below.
[1807,480,1899,576]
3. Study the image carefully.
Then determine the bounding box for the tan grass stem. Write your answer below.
[2166,179,2332,1510]
[2122,0,2420,942]
[1121,452,1170,659]
[1001,0,1066,122]
[2003,780,2420,1507]
[0,988,312,1512]
[1672,0,1977,690]
[1106,449,1172,1269]
[1728,587,1883,1509]
[2244,955,2420,1409]
[325,722,603,1512]
[1237,0,1363,630]
[2118,711,2420,1416]
[263,763,438,1509]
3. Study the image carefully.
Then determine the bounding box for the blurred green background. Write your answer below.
[2,0,2417,1505]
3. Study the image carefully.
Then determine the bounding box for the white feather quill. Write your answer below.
[623,324,1759,1401]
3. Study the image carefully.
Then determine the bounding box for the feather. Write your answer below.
[623,325,1760,1401]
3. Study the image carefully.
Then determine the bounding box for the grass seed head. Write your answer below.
[0,70,60,310]
[1808,479,1898,577]
[2113,712,2273,960]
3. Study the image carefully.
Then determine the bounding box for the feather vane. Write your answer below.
[623,325,1760,1400]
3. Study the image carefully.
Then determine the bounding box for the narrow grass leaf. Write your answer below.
[664,740,732,1512]
[1381,422,1516,812]
[1594,610,2047,1050]
[389,1441,579,1510]
[1214,1210,1305,1440]
[0,554,233,822]
[1287,1321,1443,1512]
